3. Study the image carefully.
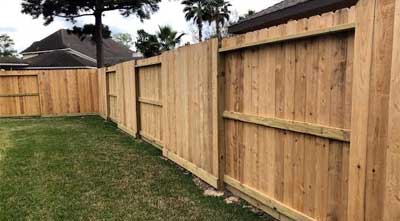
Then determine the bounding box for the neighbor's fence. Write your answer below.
[1,0,399,220]
[0,69,98,117]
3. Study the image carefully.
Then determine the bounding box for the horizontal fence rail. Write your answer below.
[0,70,98,117]
[223,111,351,142]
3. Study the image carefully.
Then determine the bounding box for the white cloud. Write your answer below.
[0,0,282,52]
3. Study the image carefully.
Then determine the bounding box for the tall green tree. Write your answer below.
[0,34,17,57]
[113,33,134,48]
[68,24,112,41]
[182,0,209,42]
[135,30,161,58]
[21,0,161,68]
[207,0,231,39]
[135,26,184,58]
[157,25,185,51]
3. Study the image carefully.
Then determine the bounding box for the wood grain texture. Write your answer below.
[221,7,355,51]
[223,111,351,142]
[0,69,98,117]
[162,40,219,185]
[137,63,163,143]
[223,12,355,220]
[2,2,397,220]
[97,68,108,119]
[384,0,400,220]
[363,1,395,221]
[219,23,355,53]
[224,176,316,221]
[347,0,376,219]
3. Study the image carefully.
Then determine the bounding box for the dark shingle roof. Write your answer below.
[22,29,134,66]
[0,57,29,65]
[229,0,358,34]
[239,0,310,24]
[25,50,96,68]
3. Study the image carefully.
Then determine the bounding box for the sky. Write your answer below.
[0,0,283,53]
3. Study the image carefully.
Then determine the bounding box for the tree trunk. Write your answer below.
[215,21,221,39]
[95,0,104,68]
[198,22,203,42]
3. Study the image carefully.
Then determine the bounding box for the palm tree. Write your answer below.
[207,0,231,39]
[182,0,209,42]
[156,25,185,51]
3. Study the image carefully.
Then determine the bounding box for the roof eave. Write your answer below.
[229,0,358,34]
[0,63,29,66]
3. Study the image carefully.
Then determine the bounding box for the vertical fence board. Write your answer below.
[1,2,397,220]
[0,69,98,117]
[162,40,219,188]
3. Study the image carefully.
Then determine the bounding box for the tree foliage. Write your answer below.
[207,0,231,39]
[68,24,112,41]
[135,30,160,58]
[157,25,185,51]
[182,0,231,41]
[182,0,209,42]
[21,0,161,67]
[135,26,184,58]
[0,34,17,57]
[21,0,161,25]
[113,33,134,48]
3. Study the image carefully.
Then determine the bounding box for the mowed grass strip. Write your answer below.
[0,116,270,220]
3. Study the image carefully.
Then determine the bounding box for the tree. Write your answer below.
[182,0,209,42]
[22,0,161,68]
[207,0,231,39]
[135,30,161,58]
[135,26,184,58]
[0,34,17,57]
[239,10,256,20]
[156,25,184,51]
[68,24,112,41]
[113,33,134,48]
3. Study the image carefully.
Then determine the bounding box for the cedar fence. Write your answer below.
[1,0,400,220]
[0,69,98,117]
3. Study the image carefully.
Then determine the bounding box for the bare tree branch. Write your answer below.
[55,13,94,19]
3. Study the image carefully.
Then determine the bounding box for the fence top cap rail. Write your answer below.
[135,61,162,68]
[219,22,356,53]
[0,74,39,77]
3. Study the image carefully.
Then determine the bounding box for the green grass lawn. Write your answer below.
[0,116,270,220]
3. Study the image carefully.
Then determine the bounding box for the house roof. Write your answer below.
[0,57,29,66]
[22,29,135,66]
[24,50,96,69]
[229,0,358,34]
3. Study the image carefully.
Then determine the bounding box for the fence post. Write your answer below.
[384,0,400,219]
[211,38,226,190]
[347,0,376,220]
[348,0,396,220]
[133,60,141,139]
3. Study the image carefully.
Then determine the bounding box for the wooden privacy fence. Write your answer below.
[0,69,98,117]
[137,59,163,148]
[1,0,400,220]
[97,0,400,220]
